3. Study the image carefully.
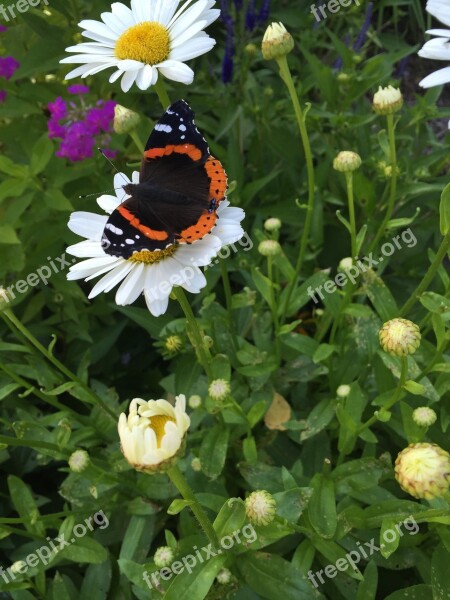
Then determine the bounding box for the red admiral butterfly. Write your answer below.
[102,100,227,259]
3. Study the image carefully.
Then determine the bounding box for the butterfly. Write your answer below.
[101,99,227,259]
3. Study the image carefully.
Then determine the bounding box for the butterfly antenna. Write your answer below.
[79,188,124,199]
[98,148,129,185]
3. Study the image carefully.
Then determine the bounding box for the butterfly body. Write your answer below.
[101,100,227,258]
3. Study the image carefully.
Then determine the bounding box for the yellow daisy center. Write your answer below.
[115,22,171,65]
[128,245,177,264]
[149,415,175,447]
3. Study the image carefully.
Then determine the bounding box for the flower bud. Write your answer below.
[154,546,174,568]
[208,379,230,402]
[118,395,190,473]
[333,151,361,173]
[338,257,353,272]
[379,318,421,356]
[188,394,202,409]
[68,449,89,473]
[191,457,202,472]
[264,217,281,232]
[165,335,183,354]
[113,104,141,134]
[261,22,294,61]
[336,384,350,398]
[258,239,281,257]
[0,286,11,310]
[245,43,257,56]
[245,490,276,526]
[216,568,232,584]
[412,407,437,427]
[373,85,403,115]
[395,443,450,499]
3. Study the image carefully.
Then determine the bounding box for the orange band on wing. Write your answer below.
[118,206,168,241]
[144,144,202,162]
[178,212,218,243]
[205,156,227,202]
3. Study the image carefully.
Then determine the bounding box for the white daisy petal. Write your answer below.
[156,60,194,84]
[88,261,135,298]
[419,37,450,61]
[111,2,136,27]
[78,20,118,39]
[65,64,102,80]
[170,20,208,49]
[120,69,139,92]
[169,1,209,38]
[117,59,145,71]
[109,69,124,83]
[65,44,114,55]
[169,37,215,61]
[419,65,450,87]
[136,64,156,90]
[97,194,121,214]
[101,11,128,36]
[115,262,146,305]
[68,212,107,240]
[145,294,169,317]
[427,0,450,27]
[66,240,105,258]
[81,30,117,46]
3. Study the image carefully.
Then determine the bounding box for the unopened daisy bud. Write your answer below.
[261,22,294,61]
[203,335,214,349]
[379,318,421,356]
[68,449,89,473]
[395,443,450,499]
[165,335,183,353]
[373,85,403,115]
[191,457,202,472]
[245,490,276,526]
[245,43,257,56]
[264,217,282,232]
[216,568,232,584]
[258,239,281,257]
[154,546,174,568]
[336,384,350,398]
[208,379,230,402]
[188,394,202,409]
[113,104,141,134]
[338,257,353,272]
[337,72,350,83]
[0,286,11,310]
[118,395,190,473]
[333,151,361,173]
[413,407,437,427]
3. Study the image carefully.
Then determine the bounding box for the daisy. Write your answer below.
[118,394,190,472]
[60,0,220,93]
[419,0,450,88]
[66,171,245,317]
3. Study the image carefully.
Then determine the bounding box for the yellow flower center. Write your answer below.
[128,245,177,264]
[115,22,171,65]
[149,415,176,447]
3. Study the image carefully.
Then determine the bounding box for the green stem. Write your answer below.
[345,171,357,259]
[276,55,315,317]
[129,129,145,154]
[358,356,408,434]
[400,231,450,315]
[168,464,219,548]
[369,114,397,252]
[172,287,213,379]
[1,310,116,421]
[267,256,281,364]
[154,78,171,111]
[220,261,238,350]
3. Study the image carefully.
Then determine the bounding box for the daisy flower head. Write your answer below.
[60,0,220,93]
[419,0,450,90]
[66,171,245,317]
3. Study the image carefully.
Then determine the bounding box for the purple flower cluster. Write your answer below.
[220,0,271,83]
[0,26,19,103]
[47,86,116,162]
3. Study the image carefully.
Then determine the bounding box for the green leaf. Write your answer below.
[308,474,337,539]
[0,225,20,245]
[119,515,154,562]
[167,500,194,515]
[79,562,112,600]
[431,543,449,600]
[384,585,433,600]
[403,380,427,395]
[213,497,246,538]
[30,135,54,175]
[0,155,28,178]
[336,209,351,233]
[7,475,46,537]
[312,343,335,364]
[363,269,398,321]
[44,189,74,211]
[238,551,321,600]
[439,183,450,235]
[199,425,230,478]
[273,488,313,523]
[56,537,108,564]
[252,267,274,307]
[356,561,378,600]
[164,554,227,600]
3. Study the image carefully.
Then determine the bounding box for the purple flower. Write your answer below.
[245,0,256,30]
[48,96,67,120]
[0,25,7,33]
[56,121,95,162]
[47,119,67,139]
[85,100,116,134]
[257,0,271,24]
[0,90,6,103]
[0,56,20,80]
[68,84,90,95]
[353,2,373,52]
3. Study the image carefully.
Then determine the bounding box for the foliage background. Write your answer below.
[0,0,449,599]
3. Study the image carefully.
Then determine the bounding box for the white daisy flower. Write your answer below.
[60,0,220,93]
[118,394,190,472]
[419,0,450,89]
[66,171,245,317]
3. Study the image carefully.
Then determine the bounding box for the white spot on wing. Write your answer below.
[106,224,123,235]
[125,239,135,244]
[155,124,172,133]
[179,124,186,132]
